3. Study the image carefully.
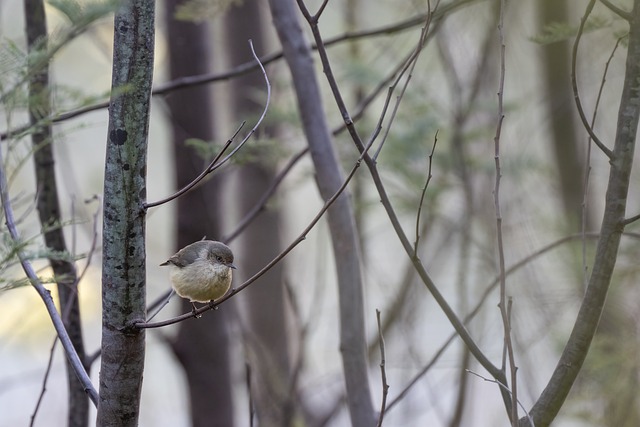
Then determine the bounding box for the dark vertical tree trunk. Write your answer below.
[538,0,586,226]
[23,0,88,425]
[225,4,293,426]
[97,1,154,424]
[164,1,235,426]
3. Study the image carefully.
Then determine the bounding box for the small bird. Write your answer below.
[160,240,236,312]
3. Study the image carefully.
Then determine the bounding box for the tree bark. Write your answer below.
[97,1,154,424]
[225,5,294,425]
[164,1,235,425]
[23,0,89,425]
[267,0,376,425]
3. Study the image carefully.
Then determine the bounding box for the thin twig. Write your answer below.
[30,338,57,427]
[146,289,175,322]
[312,0,330,19]
[375,309,389,427]
[414,130,439,256]
[571,0,614,159]
[622,211,640,225]
[494,1,518,423]
[74,195,101,288]
[372,5,438,160]
[465,369,535,427]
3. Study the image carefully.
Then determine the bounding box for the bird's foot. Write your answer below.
[190,302,202,318]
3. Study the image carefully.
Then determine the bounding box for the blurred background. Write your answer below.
[1,0,639,426]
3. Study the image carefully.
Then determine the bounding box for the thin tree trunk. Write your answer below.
[97,1,154,424]
[164,1,235,425]
[267,0,376,425]
[23,1,88,425]
[538,0,586,226]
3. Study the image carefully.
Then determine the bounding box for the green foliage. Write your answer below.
[0,218,84,292]
[0,39,29,108]
[0,0,118,102]
[185,135,287,169]
[48,0,121,27]
[184,137,218,161]
[531,15,610,45]
[0,0,121,141]
[174,0,242,23]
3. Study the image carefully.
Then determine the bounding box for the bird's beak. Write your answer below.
[229,263,237,270]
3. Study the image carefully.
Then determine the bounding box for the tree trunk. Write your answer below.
[23,0,89,425]
[97,1,154,424]
[225,4,293,427]
[164,1,235,425]
[267,0,376,425]
[538,0,587,226]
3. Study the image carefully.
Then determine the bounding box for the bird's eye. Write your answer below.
[216,255,223,262]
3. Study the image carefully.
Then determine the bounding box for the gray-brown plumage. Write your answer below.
[160,240,236,305]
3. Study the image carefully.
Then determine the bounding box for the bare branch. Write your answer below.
[622,211,640,225]
[414,131,439,256]
[493,0,518,423]
[466,370,534,427]
[372,11,437,160]
[375,309,389,427]
[31,338,58,427]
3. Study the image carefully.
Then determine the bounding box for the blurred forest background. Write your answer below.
[1,0,639,426]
